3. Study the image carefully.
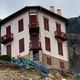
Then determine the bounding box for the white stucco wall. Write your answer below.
[38,12,68,61]
[1,12,30,57]
[1,9,68,62]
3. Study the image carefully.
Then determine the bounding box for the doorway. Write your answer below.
[33,50,39,61]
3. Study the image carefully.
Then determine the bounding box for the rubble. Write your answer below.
[0,61,76,80]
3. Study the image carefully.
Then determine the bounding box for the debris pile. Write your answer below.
[0,58,76,80]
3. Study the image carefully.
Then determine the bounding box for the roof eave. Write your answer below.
[0,6,67,25]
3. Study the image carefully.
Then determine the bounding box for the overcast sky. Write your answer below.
[0,0,80,19]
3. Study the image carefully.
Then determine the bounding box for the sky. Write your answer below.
[0,0,80,19]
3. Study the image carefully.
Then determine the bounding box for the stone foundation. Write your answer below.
[42,53,69,70]
[24,51,69,71]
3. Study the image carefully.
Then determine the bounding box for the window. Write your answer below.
[60,61,64,69]
[6,44,11,57]
[56,23,61,32]
[29,15,37,26]
[57,41,63,56]
[19,38,24,53]
[44,17,49,31]
[47,57,52,65]
[18,19,24,32]
[6,26,11,34]
[45,37,51,51]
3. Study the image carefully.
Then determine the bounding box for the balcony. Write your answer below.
[29,23,39,29]
[29,22,39,27]
[29,41,41,50]
[54,31,67,41]
[0,33,13,44]
[29,23,39,34]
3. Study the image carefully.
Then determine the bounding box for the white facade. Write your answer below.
[38,12,68,61]
[0,6,68,68]
[1,12,30,57]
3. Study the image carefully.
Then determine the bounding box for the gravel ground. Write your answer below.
[0,62,75,80]
[0,65,41,80]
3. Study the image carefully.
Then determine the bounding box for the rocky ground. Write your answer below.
[0,63,41,80]
[0,61,76,80]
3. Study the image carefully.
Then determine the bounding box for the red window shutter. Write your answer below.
[6,44,11,57]
[60,61,64,69]
[45,37,51,51]
[19,38,24,53]
[29,15,37,26]
[44,18,49,31]
[56,23,61,32]
[47,57,52,65]
[57,41,63,55]
[18,19,24,32]
[6,26,11,34]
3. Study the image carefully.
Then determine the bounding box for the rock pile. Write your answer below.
[0,61,76,80]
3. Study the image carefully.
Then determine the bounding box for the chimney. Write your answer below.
[57,9,62,16]
[50,6,55,12]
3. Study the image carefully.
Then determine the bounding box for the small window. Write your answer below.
[44,17,49,31]
[47,57,52,65]
[57,41,63,56]
[19,38,24,53]
[6,26,11,34]
[60,61,64,69]
[18,19,24,32]
[29,15,37,27]
[56,23,61,32]
[6,44,11,57]
[45,37,51,51]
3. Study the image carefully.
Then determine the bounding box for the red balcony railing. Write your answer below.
[29,22,38,27]
[29,41,41,50]
[0,33,13,44]
[54,31,67,41]
[28,22,39,29]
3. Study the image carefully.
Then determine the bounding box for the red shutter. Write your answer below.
[47,57,52,65]
[44,18,49,31]
[18,19,24,32]
[19,38,24,53]
[45,37,51,51]
[6,26,11,34]
[57,41,63,55]
[56,23,61,32]
[29,15,37,26]
[60,61,64,69]
[6,44,11,57]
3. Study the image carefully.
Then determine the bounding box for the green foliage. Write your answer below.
[0,55,11,61]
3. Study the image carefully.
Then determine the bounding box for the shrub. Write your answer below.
[0,55,11,61]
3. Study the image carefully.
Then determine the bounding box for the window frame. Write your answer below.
[46,57,52,65]
[45,37,51,51]
[57,40,63,56]
[44,17,49,31]
[56,23,61,32]
[19,38,25,53]
[18,19,24,32]
[29,15,38,27]
[6,44,11,57]
[6,25,11,34]
[60,61,65,69]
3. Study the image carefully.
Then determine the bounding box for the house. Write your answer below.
[0,6,68,70]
